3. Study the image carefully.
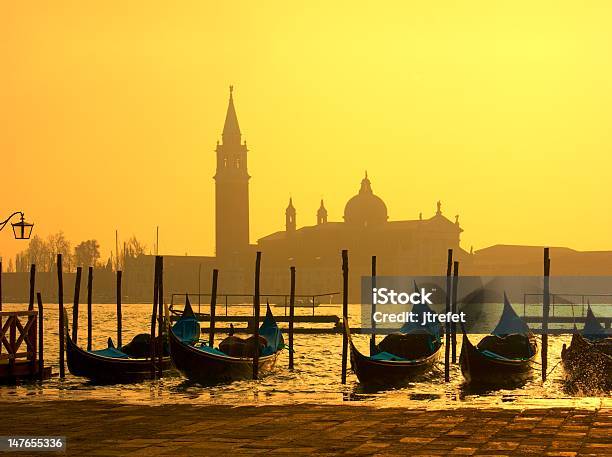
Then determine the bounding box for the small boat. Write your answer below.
[169,298,284,384]
[64,310,172,383]
[346,289,443,386]
[561,306,611,391]
[460,293,537,386]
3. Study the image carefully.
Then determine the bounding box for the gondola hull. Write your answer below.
[459,333,537,386]
[349,340,441,386]
[169,329,278,385]
[561,333,612,392]
[65,333,172,383]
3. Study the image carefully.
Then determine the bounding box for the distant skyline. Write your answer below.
[2,1,612,263]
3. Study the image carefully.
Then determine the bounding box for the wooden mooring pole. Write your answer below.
[209,269,218,348]
[444,249,453,382]
[370,255,377,355]
[37,292,44,380]
[451,261,459,364]
[150,256,160,377]
[28,264,37,352]
[288,266,296,370]
[542,247,550,381]
[87,266,93,351]
[252,252,262,380]
[116,270,122,348]
[29,264,36,311]
[57,254,65,379]
[72,266,82,342]
[341,249,349,385]
[157,257,163,378]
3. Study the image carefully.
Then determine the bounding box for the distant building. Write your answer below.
[124,87,612,302]
[214,85,251,262]
[127,87,468,297]
[257,174,468,293]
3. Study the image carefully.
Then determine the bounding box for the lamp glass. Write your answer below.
[12,220,34,240]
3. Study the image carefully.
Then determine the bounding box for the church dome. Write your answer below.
[343,173,388,227]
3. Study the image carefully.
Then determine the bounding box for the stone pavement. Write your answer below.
[1,401,610,456]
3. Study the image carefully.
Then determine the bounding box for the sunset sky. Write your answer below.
[2,1,612,264]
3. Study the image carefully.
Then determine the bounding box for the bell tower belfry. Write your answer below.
[214,86,250,259]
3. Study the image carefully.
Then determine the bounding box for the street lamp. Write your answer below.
[0,212,34,240]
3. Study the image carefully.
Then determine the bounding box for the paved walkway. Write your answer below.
[2,401,611,456]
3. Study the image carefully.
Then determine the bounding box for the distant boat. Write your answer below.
[169,298,284,384]
[272,298,320,308]
[64,311,172,383]
[460,293,538,386]
[347,284,443,386]
[561,306,611,391]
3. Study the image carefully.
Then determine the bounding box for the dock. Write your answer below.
[170,307,610,335]
[0,309,52,382]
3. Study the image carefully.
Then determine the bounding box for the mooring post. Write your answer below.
[289,266,296,370]
[57,254,65,379]
[209,269,219,347]
[36,292,45,378]
[252,251,262,380]
[542,247,550,381]
[150,256,160,377]
[72,266,82,342]
[87,266,93,351]
[37,292,44,380]
[370,255,377,355]
[444,249,453,382]
[451,261,459,364]
[116,270,122,348]
[157,257,164,378]
[28,264,37,352]
[341,249,349,385]
[29,264,36,311]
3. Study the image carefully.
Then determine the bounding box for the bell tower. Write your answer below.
[285,198,296,233]
[317,199,327,225]
[214,86,250,259]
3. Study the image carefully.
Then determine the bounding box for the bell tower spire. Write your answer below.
[214,85,250,260]
[222,85,241,145]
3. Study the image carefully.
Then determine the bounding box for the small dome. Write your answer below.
[343,173,388,227]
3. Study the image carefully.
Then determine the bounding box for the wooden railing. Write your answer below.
[0,310,37,365]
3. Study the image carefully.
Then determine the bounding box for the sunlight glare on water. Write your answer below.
[0,303,609,410]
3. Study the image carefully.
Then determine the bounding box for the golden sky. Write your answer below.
[2,1,612,263]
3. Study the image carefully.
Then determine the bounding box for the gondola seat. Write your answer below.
[370,351,407,361]
[90,347,129,359]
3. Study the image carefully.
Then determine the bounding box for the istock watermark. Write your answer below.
[360,276,612,335]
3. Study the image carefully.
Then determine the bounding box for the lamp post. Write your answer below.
[0,212,34,240]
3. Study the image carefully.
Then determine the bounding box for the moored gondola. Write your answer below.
[561,307,611,391]
[460,293,537,386]
[64,311,172,383]
[169,298,284,384]
[346,318,442,386]
[347,287,443,386]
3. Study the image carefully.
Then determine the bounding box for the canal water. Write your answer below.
[0,303,609,409]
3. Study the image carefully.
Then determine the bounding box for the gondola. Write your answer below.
[346,290,443,386]
[460,293,537,386]
[169,298,284,384]
[64,310,173,383]
[561,307,611,391]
